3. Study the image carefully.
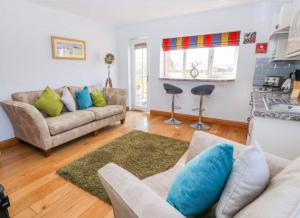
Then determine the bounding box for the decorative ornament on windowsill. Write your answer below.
[190,62,199,78]
[104,53,115,88]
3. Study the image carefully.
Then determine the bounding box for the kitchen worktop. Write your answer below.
[252,89,300,121]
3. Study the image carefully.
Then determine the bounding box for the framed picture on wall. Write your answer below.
[51,36,86,60]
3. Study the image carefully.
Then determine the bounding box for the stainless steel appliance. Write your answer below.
[263,76,284,87]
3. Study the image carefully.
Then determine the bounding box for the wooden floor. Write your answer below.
[0,111,247,218]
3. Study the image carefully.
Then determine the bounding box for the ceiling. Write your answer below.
[27,0,285,26]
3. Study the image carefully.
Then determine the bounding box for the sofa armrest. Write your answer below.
[186,131,291,178]
[1,100,52,151]
[104,88,128,108]
[98,163,185,218]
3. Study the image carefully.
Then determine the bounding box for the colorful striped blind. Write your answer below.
[162,31,240,51]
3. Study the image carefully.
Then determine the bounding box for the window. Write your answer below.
[162,31,240,80]
[164,46,239,80]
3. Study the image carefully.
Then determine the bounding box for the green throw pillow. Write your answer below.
[35,86,63,117]
[91,91,106,107]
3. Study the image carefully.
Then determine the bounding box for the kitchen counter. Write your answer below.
[248,87,300,160]
[252,90,300,121]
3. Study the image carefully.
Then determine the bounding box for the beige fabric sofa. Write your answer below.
[1,84,127,156]
[98,131,299,218]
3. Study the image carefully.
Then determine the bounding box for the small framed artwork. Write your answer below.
[243,32,256,44]
[256,43,268,53]
[51,36,86,60]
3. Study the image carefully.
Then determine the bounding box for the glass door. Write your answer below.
[132,43,149,110]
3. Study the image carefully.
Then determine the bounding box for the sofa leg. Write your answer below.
[43,149,52,157]
[121,119,125,124]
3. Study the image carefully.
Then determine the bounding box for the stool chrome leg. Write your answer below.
[190,95,210,130]
[164,94,182,125]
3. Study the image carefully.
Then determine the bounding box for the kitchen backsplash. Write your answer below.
[253,58,299,86]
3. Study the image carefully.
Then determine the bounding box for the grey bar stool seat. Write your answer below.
[163,83,183,125]
[190,85,215,130]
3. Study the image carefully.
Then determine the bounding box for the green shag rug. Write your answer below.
[57,130,189,204]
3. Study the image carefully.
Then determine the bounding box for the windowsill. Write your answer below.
[159,77,236,82]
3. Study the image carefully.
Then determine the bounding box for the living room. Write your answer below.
[0,0,300,217]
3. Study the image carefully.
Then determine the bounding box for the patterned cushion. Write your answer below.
[46,110,95,135]
[12,87,64,105]
[104,87,128,106]
[69,84,103,109]
[12,87,66,117]
[89,84,103,92]
[85,105,123,120]
[69,84,103,99]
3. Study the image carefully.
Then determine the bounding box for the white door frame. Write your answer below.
[129,38,150,111]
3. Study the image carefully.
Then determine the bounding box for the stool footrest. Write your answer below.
[173,106,181,110]
[192,108,205,112]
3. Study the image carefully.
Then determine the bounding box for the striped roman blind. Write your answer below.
[162,31,240,51]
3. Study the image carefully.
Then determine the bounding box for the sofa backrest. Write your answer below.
[187,131,291,179]
[11,84,103,105]
[68,84,103,100]
[11,87,64,105]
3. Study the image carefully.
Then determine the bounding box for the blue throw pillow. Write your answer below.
[166,143,234,216]
[75,86,93,109]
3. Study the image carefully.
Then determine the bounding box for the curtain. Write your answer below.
[162,31,240,51]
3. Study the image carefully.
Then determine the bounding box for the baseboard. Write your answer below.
[150,110,248,129]
[126,107,146,112]
[0,137,20,150]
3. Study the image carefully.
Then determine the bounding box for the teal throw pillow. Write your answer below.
[75,86,93,109]
[166,143,234,216]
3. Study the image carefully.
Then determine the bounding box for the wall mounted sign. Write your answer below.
[51,36,86,60]
[256,43,268,53]
[243,32,256,44]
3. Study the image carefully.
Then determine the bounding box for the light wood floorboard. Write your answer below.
[0,111,247,218]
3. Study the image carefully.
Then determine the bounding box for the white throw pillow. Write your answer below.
[234,157,300,218]
[216,143,270,218]
[61,87,77,112]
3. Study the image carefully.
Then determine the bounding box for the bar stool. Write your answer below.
[190,85,215,130]
[163,83,183,125]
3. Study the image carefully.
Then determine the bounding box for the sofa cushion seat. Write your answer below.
[85,105,123,120]
[142,165,216,218]
[46,110,95,135]
[143,165,182,199]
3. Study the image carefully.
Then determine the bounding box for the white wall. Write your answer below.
[0,0,117,141]
[116,2,283,123]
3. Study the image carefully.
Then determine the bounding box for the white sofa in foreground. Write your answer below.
[98,131,300,218]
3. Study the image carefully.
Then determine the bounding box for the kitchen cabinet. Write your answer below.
[287,2,300,58]
[269,2,300,61]
[248,116,300,160]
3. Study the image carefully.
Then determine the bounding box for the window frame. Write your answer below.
[163,46,239,80]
